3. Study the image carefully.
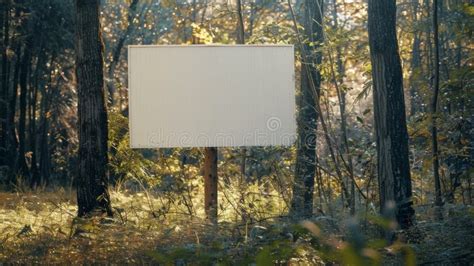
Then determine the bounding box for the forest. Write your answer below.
[0,0,473,264]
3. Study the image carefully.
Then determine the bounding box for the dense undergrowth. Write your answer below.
[0,189,472,264]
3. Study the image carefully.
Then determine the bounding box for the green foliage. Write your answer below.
[255,239,294,265]
[108,112,159,186]
[146,242,233,265]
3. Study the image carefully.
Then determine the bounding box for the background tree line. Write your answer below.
[0,0,472,227]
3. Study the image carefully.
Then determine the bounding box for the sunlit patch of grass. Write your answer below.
[0,188,291,263]
[0,190,76,238]
[1,189,473,264]
[0,189,168,263]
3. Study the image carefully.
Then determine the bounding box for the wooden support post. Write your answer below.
[204,147,218,224]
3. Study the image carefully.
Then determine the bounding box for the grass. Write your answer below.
[0,189,473,264]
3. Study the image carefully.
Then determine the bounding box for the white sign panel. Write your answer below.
[128,45,296,148]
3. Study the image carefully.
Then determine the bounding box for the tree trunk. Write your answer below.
[107,0,139,108]
[0,0,10,169]
[29,52,45,188]
[235,0,249,223]
[204,147,218,224]
[6,45,20,184]
[248,0,257,37]
[39,76,53,185]
[331,0,355,215]
[424,0,432,98]
[39,57,56,185]
[290,0,323,219]
[75,0,112,217]
[368,0,415,229]
[17,45,31,179]
[409,0,422,117]
[431,0,443,210]
[236,0,245,44]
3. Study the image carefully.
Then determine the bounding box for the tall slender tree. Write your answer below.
[330,0,356,215]
[290,0,323,219]
[368,0,414,229]
[236,0,245,44]
[29,42,46,187]
[431,0,443,211]
[75,0,113,217]
[17,44,31,178]
[409,0,422,117]
[235,0,248,223]
[6,45,21,184]
[107,0,139,108]
[0,0,10,171]
[38,55,56,185]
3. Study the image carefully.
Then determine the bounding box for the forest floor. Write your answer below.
[0,190,473,265]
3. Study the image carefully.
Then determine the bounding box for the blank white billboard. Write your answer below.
[128,45,296,148]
